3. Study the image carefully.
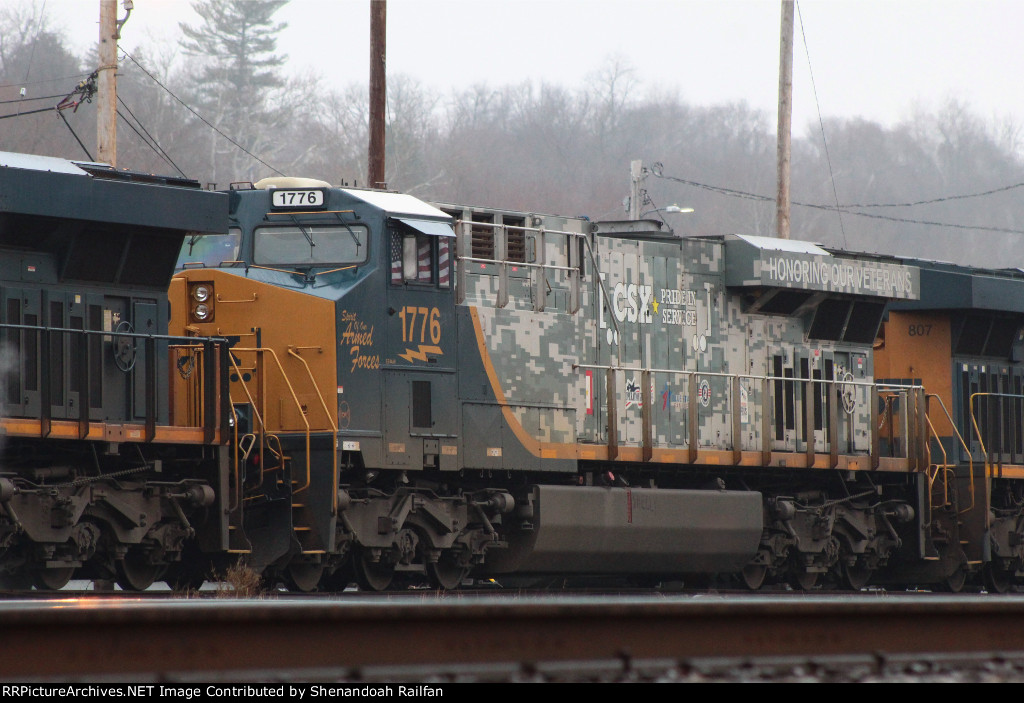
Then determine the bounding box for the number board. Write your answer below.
[270,189,326,209]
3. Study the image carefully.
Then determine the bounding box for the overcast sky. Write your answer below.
[30,0,1024,132]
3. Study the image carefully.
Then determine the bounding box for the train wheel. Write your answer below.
[741,564,767,591]
[937,548,968,593]
[33,567,74,591]
[353,550,394,591]
[164,566,207,593]
[789,569,819,591]
[320,555,356,592]
[842,563,873,591]
[285,560,324,593]
[115,549,165,591]
[426,551,469,590]
[984,563,1013,594]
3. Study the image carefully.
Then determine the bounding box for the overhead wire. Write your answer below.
[116,94,188,178]
[796,1,847,248]
[119,48,284,177]
[650,164,1024,236]
[0,93,70,105]
[0,73,94,90]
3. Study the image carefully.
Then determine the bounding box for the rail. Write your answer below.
[574,362,927,468]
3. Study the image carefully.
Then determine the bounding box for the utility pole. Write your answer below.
[628,160,644,220]
[96,0,132,167]
[776,0,794,240]
[368,0,387,189]
[97,0,118,166]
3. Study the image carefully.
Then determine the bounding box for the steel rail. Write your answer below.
[4,596,1024,679]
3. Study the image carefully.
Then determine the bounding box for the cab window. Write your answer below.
[175,228,241,269]
[390,231,451,288]
[253,223,368,266]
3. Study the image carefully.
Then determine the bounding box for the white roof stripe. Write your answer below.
[340,189,450,219]
[0,151,89,176]
[730,233,830,255]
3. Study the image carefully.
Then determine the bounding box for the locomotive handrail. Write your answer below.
[455,218,591,324]
[226,353,271,491]
[229,347,313,496]
[967,390,1024,477]
[923,393,976,516]
[0,322,229,345]
[574,362,925,466]
[574,362,903,389]
[0,323,229,442]
[287,347,339,516]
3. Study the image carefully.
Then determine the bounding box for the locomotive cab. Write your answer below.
[170,179,464,588]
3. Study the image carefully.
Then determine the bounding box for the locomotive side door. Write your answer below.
[382,220,459,471]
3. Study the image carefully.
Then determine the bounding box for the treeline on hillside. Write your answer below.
[1,1,1023,269]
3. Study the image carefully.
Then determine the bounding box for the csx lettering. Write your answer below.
[612,282,653,324]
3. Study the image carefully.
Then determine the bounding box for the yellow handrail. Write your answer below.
[925,393,975,515]
[239,347,312,495]
[287,347,339,514]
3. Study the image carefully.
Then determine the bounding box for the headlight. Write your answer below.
[189,282,214,322]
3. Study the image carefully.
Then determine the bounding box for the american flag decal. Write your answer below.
[417,237,432,282]
[390,232,403,283]
[438,238,450,287]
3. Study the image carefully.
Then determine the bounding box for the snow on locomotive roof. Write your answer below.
[728,233,830,256]
[0,150,90,176]
[340,188,450,220]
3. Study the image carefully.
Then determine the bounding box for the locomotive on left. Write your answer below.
[0,151,232,590]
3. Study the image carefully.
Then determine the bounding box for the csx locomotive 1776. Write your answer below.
[0,149,1001,592]
[170,173,934,592]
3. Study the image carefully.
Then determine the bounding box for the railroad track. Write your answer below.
[6,593,1024,681]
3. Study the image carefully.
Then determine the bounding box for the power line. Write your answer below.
[650,164,1024,235]
[796,1,846,248]
[838,181,1024,208]
[0,93,68,105]
[0,73,93,90]
[0,106,54,120]
[119,49,284,177]
[116,94,188,178]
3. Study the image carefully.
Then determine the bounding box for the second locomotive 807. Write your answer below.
[172,177,931,591]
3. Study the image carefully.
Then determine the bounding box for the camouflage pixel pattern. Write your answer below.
[454,209,919,465]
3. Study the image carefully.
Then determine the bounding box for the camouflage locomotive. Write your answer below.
[0,150,1003,592]
[172,177,931,591]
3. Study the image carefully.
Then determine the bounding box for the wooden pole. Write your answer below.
[368,0,387,189]
[776,0,794,240]
[97,0,118,166]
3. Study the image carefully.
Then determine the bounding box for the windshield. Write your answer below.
[175,229,241,269]
[253,223,368,266]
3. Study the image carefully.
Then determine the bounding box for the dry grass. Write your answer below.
[214,562,263,598]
